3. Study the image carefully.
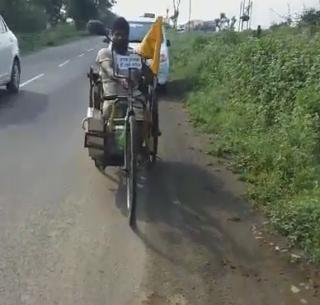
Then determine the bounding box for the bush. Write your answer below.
[2,3,47,33]
[170,26,320,262]
[18,24,86,54]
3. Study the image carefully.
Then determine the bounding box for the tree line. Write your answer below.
[0,0,116,32]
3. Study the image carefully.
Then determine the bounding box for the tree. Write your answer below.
[66,0,115,30]
[214,13,236,32]
[299,8,320,27]
[94,0,116,28]
[34,0,64,27]
[99,9,117,28]
[68,0,96,29]
[219,13,230,30]
[230,16,237,31]
[0,0,47,32]
[0,0,115,32]
[214,18,221,31]
[94,0,115,12]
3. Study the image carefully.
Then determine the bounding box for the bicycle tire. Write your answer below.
[93,82,102,110]
[151,92,159,163]
[89,68,94,108]
[126,115,137,225]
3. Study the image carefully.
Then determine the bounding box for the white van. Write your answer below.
[128,15,170,88]
[0,15,20,93]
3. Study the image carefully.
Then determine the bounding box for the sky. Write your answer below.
[113,0,320,28]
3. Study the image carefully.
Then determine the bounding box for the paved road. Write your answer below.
[0,37,319,305]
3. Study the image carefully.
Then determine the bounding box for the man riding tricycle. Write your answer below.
[82,17,161,225]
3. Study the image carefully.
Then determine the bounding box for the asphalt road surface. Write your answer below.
[0,37,319,305]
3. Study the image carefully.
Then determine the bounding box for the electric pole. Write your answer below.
[188,0,192,31]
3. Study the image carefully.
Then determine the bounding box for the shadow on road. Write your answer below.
[114,160,253,269]
[159,78,193,102]
[0,89,48,128]
[114,172,130,218]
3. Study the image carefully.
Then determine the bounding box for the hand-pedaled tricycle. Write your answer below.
[82,52,159,225]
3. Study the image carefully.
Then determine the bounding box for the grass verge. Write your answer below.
[17,24,87,54]
[169,28,320,263]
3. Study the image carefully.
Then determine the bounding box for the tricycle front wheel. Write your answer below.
[126,115,138,226]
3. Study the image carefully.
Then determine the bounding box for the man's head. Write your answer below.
[112,17,129,54]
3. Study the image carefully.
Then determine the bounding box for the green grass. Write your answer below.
[17,24,87,54]
[170,27,320,263]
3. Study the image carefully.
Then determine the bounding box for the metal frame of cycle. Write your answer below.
[110,66,140,225]
[86,57,159,226]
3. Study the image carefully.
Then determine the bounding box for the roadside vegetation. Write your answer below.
[170,9,320,262]
[0,0,115,53]
[17,24,87,54]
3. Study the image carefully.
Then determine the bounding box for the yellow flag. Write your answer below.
[138,17,163,75]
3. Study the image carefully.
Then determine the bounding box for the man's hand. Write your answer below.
[120,79,129,89]
[141,62,154,86]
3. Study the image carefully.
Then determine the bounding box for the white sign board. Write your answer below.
[117,54,142,70]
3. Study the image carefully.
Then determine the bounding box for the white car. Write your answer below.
[0,15,21,93]
[128,16,170,88]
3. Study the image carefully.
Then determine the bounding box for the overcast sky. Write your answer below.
[113,0,320,28]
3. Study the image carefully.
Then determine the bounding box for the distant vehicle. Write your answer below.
[0,15,20,93]
[66,17,75,25]
[128,15,171,88]
[142,13,156,18]
[87,20,107,36]
[177,25,185,32]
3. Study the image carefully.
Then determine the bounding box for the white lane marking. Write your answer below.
[78,53,85,57]
[20,73,45,88]
[0,73,9,78]
[58,60,70,68]
[87,48,94,52]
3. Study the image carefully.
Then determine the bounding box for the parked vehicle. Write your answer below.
[0,15,20,93]
[128,15,171,87]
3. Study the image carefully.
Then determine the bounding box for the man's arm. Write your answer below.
[96,48,115,80]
